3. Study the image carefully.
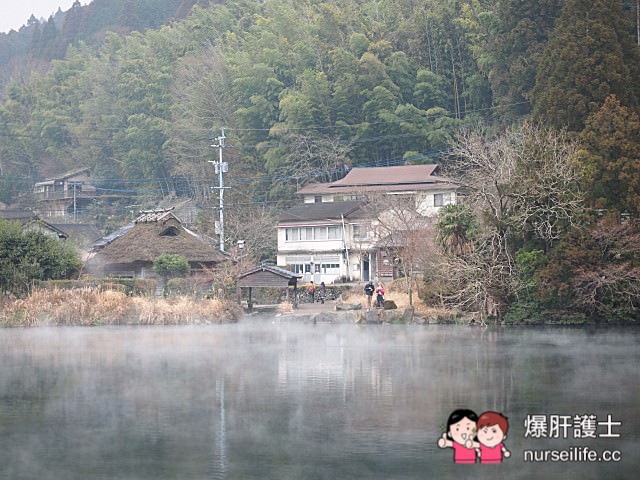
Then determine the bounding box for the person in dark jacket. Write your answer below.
[364,281,375,309]
[318,282,326,304]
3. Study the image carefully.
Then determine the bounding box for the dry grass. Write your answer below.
[0,288,241,327]
[277,301,294,314]
[341,280,459,320]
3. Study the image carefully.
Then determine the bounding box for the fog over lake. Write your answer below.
[1,321,638,479]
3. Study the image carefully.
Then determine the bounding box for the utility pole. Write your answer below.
[70,182,78,223]
[73,183,77,222]
[209,128,227,252]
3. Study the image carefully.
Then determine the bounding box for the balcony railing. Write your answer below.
[35,191,96,201]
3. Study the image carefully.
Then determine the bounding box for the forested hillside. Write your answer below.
[0,0,211,99]
[0,0,639,320]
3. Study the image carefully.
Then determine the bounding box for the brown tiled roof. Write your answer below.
[296,164,457,195]
[332,164,439,186]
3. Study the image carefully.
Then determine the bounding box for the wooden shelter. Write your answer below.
[237,264,302,310]
[85,208,224,278]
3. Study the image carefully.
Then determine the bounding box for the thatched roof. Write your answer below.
[87,210,224,267]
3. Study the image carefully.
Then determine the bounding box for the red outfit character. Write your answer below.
[475,411,511,464]
[437,409,479,464]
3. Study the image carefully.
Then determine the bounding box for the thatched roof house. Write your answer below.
[85,208,224,278]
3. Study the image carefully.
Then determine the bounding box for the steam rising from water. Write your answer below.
[0,323,638,479]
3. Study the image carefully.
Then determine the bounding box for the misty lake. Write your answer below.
[1,321,638,479]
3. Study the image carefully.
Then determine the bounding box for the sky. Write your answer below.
[1,1,86,34]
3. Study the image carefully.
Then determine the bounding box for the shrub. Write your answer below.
[0,219,81,295]
[153,254,190,278]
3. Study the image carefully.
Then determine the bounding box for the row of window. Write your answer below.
[285,226,343,241]
[285,193,453,243]
[310,192,454,207]
[291,263,341,274]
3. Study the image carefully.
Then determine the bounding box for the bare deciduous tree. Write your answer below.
[364,192,434,306]
[435,123,585,320]
[198,201,278,265]
[271,132,352,188]
[447,123,584,246]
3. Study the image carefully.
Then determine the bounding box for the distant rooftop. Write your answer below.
[278,200,366,223]
[34,167,92,187]
[296,164,457,195]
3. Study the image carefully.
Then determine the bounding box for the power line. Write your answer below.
[0,100,530,141]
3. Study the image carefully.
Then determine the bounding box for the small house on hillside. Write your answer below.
[33,166,127,219]
[34,167,97,218]
[0,209,69,239]
[84,208,225,278]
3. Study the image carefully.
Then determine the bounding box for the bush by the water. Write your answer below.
[0,219,81,295]
[0,288,241,326]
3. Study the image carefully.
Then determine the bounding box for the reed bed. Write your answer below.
[0,288,241,327]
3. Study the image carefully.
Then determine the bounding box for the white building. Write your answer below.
[276,164,459,284]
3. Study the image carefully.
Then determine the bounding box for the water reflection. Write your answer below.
[0,324,638,479]
[212,377,226,480]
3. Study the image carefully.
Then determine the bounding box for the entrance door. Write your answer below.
[362,255,370,281]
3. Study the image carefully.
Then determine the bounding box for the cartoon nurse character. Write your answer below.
[437,409,479,464]
[474,411,511,464]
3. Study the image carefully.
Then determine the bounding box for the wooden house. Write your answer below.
[34,167,97,218]
[85,208,225,278]
[0,208,68,239]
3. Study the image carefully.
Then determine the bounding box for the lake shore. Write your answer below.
[0,288,242,327]
[1,287,629,327]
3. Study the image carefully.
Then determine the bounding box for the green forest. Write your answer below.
[0,0,639,322]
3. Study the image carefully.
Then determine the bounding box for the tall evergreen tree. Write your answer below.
[532,0,640,132]
[488,0,562,115]
[580,95,640,215]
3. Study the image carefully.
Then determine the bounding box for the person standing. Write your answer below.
[307,281,316,303]
[375,282,385,308]
[364,281,375,309]
[318,282,326,304]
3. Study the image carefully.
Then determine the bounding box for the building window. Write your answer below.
[328,225,341,240]
[434,192,452,207]
[314,195,322,203]
[321,263,340,274]
[352,224,368,240]
[285,228,299,241]
[314,226,328,240]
